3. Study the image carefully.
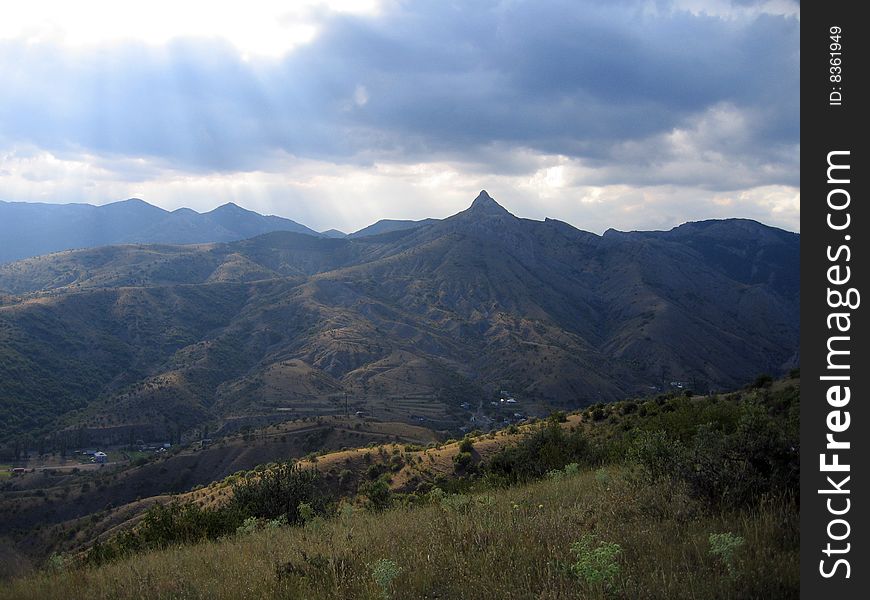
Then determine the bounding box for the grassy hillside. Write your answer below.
[0,470,797,600]
[0,417,438,569]
[1,378,799,599]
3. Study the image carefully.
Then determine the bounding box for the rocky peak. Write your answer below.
[467,190,512,216]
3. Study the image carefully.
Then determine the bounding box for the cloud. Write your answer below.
[0,0,799,233]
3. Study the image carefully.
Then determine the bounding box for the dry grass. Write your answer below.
[1,466,798,600]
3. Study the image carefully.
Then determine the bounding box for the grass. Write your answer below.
[1,383,800,598]
[0,468,798,599]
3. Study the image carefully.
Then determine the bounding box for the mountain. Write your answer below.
[0,199,321,264]
[0,191,799,443]
[320,229,347,238]
[348,218,440,238]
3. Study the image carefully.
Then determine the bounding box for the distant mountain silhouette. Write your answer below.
[0,191,799,441]
[0,199,321,263]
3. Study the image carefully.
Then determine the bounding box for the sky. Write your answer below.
[0,0,800,234]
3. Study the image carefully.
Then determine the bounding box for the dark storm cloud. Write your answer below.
[0,0,798,187]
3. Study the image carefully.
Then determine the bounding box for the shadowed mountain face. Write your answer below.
[0,199,321,264]
[347,218,440,238]
[0,191,799,441]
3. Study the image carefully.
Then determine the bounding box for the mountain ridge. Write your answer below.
[0,199,320,264]
[0,192,799,443]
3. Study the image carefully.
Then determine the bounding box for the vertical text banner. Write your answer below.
[802,1,868,597]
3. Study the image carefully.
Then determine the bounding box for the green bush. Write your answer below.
[360,476,392,511]
[86,500,244,565]
[569,534,621,585]
[453,451,473,471]
[485,422,595,484]
[709,532,745,576]
[626,386,799,507]
[369,558,402,599]
[230,461,328,524]
[627,429,684,482]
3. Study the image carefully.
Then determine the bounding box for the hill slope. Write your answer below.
[0,380,800,599]
[0,191,799,442]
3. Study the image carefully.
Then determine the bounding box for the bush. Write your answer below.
[709,532,745,576]
[230,461,328,524]
[626,386,799,507]
[86,500,244,565]
[369,558,402,599]
[338,469,354,489]
[751,374,773,389]
[360,476,392,511]
[453,451,473,471]
[627,429,684,482]
[569,534,621,585]
[458,437,474,453]
[484,422,595,484]
[439,493,472,513]
[236,516,259,535]
[683,399,798,506]
[549,411,567,423]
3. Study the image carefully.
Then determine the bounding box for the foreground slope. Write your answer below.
[0,380,800,599]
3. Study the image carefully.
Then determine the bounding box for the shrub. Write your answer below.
[546,469,565,481]
[338,469,354,489]
[360,476,392,511]
[366,464,384,479]
[426,487,446,504]
[549,411,567,423]
[86,500,244,565]
[369,558,402,599]
[453,451,473,471]
[751,373,773,389]
[709,532,745,576]
[594,467,610,486]
[458,437,474,453]
[627,429,684,482]
[569,534,621,585]
[682,395,799,507]
[439,493,472,513]
[45,552,73,573]
[484,422,594,484]
[564,463,580,476]
[266,514,288,529]
[230,461,328,524]
[236,516,259,535]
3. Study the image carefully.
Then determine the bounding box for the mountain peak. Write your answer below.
[468,190,510,215]
[213,202,246,212]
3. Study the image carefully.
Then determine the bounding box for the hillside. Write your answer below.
[347,218,440,238]
[0,379,800,599]
[0,191,799,443]
[0,199,321,264]
[0,417,438,576]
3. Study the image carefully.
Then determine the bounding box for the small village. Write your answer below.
[2,442,173,477]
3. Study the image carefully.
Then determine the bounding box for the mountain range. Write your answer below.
[0,198,453,265]
[0,191,799,443]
